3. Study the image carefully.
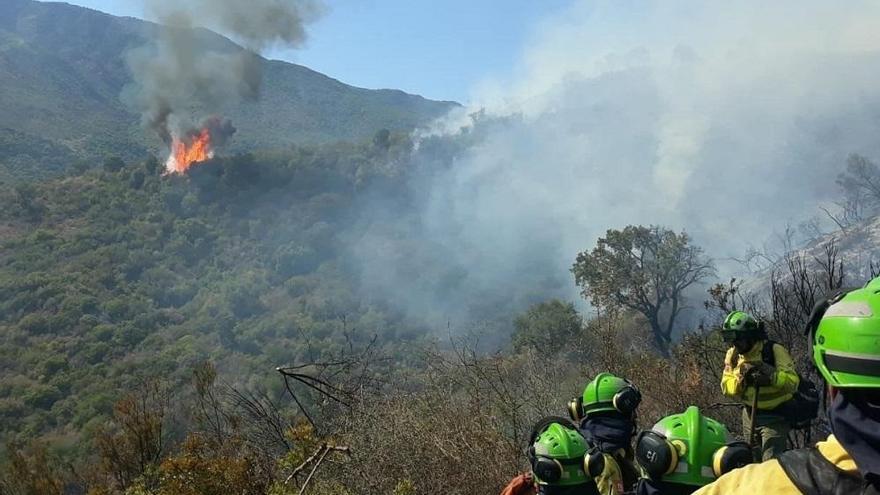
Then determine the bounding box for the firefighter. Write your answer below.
[500,417,601,495]
[633,406,752,495]
[695,278,880,494]
[720,311,799,460]
[568,372,641,494]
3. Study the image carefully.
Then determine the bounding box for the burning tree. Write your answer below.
[164,117,236,175]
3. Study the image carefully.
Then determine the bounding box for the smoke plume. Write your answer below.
[351,0,880,330]
[125,0,323,142]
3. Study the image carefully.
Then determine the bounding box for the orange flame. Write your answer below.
[165,128,214,174]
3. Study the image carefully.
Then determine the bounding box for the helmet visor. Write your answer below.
[721,330,737,343]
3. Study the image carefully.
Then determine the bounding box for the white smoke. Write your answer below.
[353,0,880,328]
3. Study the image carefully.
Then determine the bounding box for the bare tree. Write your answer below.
[836,154,880,215]
[768,239,845,356]
[820,153,880,232]
[192,361,237,445]
[277,332,387,430]
[94,380,169,491]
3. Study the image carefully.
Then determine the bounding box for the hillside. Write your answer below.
[0,0,458,181]
[0,138,433,452]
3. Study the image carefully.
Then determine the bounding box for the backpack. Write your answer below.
[761,340,820,429]
[777,447,880,495]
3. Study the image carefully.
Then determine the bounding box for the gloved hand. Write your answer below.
[500,472,536,495]
[745,362,775,387]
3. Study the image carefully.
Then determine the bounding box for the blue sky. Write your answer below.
[61,0,573,103]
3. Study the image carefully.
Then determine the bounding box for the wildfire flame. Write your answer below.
[165,128,214,174]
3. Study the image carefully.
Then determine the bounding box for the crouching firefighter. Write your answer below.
[500,417,601,495]
[695,277,880,494]
[633,406,752,495]
[720,311,799,460]
[568,372,641,494]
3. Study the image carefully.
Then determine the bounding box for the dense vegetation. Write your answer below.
[2,117,879,494]
[4,4,880,486]
[0,0,456,182]
[0,236,858,494]
[0,132,439,457]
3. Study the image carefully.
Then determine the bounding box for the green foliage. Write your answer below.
[511,300,583,354]
[0,1,457,182]
[0,140,431,456]
[572,225,715,354]
[103,156,125,173]
[393,479,416,495]
[21,386,61,410]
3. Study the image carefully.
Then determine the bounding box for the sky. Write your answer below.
[60,0,573,104]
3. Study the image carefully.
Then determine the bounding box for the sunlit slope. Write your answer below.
[0,0,457,181]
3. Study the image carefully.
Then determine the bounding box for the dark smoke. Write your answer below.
[125,0,322,144]
[149,0,322,50]
[199,116,236,147]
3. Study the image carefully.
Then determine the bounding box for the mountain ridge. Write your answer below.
[0,0,458,181]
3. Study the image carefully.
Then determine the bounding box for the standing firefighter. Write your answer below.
[568,372,641,495]
[720,311,799,460]
[695,278,880,494]
[500,417,601,495]
[633,406,752,495]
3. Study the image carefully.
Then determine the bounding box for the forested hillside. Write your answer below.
[0,135,434,452]
[0,0,457,182]
[4,118,880,495]
[7,2,880,494]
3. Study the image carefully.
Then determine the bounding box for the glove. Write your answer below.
[745,362,775,387]
[500,473,536,495]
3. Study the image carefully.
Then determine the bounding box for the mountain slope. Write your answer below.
[0,142,427,452]
[0,0,458,181]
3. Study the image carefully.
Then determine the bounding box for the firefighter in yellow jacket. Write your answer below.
[695,279,880,494]
[720,311,799,461]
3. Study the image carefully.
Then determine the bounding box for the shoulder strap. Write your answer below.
[778,447,867,495]
[762,340,777,367]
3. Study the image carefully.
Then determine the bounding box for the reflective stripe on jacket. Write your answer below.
[720,340,798,410]
[691,434,857,495]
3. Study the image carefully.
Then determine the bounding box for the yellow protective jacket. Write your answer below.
[721,340,799,410]
[691,434,857,495]
[595,453,625,495]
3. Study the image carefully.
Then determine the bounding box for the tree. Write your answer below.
[72,159,91,175]
[95,381,169,491]
[14,183,42,221]
[129,169,146,189]
[827,154,880,229]
[572,225,715,355]
[0,442,66,495]
[511,300,582,354]
[103,155,125,173]
[373,128,391,150]
[144,155,160,176]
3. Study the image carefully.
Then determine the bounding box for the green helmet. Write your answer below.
[721,311,761,342]
[580,372,635,417]
[635,406,751,486]
[812,277,880,388]
[530,422,591,487]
